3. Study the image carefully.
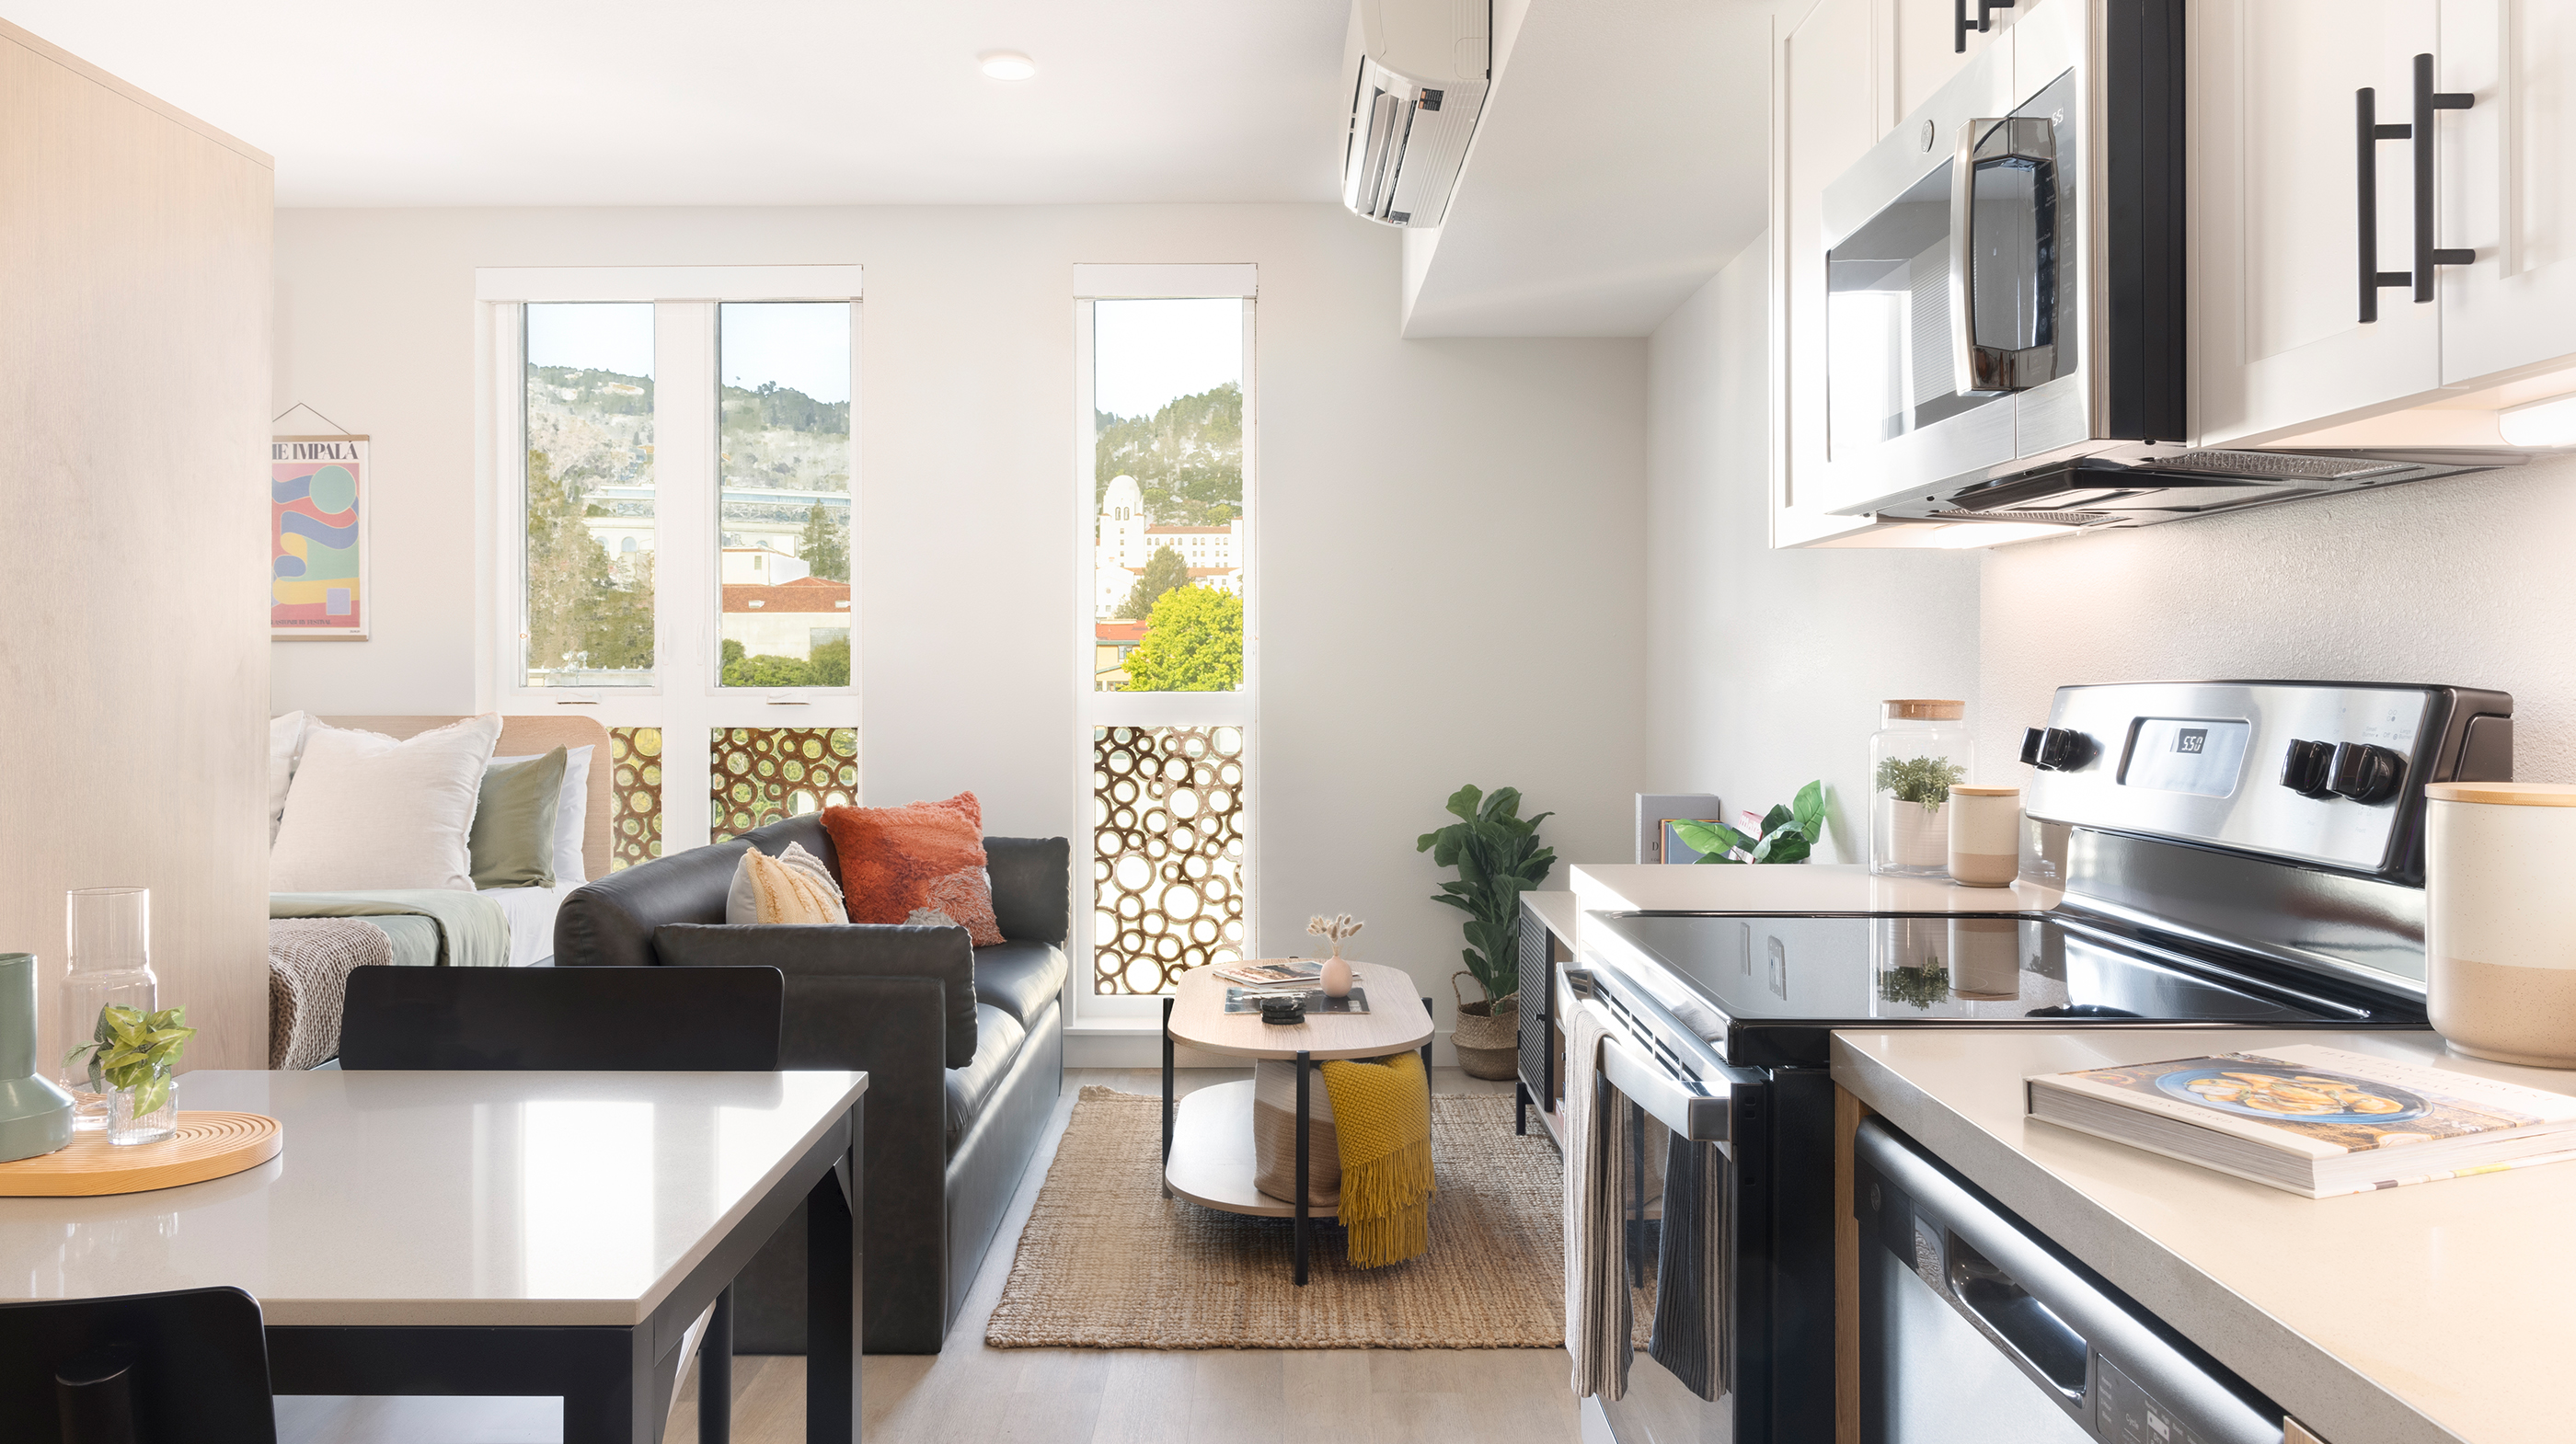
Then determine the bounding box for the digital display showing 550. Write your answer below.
[2119,718,2250,796]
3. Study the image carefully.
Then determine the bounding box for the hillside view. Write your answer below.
[1096,381,1242,525]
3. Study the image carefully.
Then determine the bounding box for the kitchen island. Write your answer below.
[1833,1026,2576,1444]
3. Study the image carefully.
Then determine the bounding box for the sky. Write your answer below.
[1095,298,1243,419]
[525,302,853,403]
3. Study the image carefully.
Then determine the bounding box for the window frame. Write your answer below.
[477,266,862,861]
[1067,266,1259,1026]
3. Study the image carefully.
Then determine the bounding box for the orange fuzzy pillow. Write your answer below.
[822,792,1005,947]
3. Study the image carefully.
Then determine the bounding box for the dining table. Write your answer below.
[0,1067,867,1444]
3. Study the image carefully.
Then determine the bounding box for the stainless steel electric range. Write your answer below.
[1569,680,2510,1444]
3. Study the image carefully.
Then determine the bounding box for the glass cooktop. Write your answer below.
[1585,911,2424,1069]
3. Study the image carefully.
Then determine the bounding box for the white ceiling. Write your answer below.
[1399,0,1781,337]
[3,0,1351,206]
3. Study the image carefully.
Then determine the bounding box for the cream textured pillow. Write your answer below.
[726,842,847,925]
[270,715,505,892]
[268,711,309,845]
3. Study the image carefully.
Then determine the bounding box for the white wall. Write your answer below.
[1644,239,1982,857]
[271,203,1647,1045]
[1979,457,2576,783]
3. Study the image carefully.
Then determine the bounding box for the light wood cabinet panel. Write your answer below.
[0,22,274,1071]
[2192,0,2442,446]
[2438,0,2576,386]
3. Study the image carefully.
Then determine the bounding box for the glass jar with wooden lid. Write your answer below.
[1871,700,1972,877]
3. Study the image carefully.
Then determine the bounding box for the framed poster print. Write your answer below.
[271,434,368,639]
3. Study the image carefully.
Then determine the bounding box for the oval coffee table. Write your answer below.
[1159,960,1434,1285]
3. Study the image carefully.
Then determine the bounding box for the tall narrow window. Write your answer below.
[1075,269,1255,1016]
[719,303,852,690]
[524,303,656,687]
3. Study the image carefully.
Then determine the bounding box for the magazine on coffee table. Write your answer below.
[2026,1044,2576,1198]
[1215,960,1324,988]
[1223,987,1370,1015]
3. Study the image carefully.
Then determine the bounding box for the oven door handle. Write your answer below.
[1600,1032,1734,1143]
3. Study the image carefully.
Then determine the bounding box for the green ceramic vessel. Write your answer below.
[0,953,75,1162]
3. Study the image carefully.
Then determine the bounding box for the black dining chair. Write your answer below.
[339,963,786,1443]
[0,1286,276,1444]
[339,964,784,1071]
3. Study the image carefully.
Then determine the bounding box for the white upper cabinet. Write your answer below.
[2437,0,2576,386]
[2191,0,2441,446]
[1775,0,1895,544]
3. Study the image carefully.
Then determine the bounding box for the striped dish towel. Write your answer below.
[1565,998,1632,1402]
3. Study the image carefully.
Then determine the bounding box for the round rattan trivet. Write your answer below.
[0,1112,282,1196]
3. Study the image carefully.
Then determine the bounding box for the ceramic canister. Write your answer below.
[2424,782,2576,1068]
[1948,786,2023,887]
[0,953,75,1163]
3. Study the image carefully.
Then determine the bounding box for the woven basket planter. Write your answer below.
[1452,972,1521,1081]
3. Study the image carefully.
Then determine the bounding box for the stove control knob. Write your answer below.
[2034,727,2089,771]
[2020,728,2048,766]
[2279,739,2336,797]
[2329,742,2405,805]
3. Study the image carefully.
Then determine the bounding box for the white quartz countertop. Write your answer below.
[0,1069,867,1326]
[1832,1027,2576,1444]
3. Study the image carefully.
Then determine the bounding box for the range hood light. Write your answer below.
[2498,393,2576,448]
[1925,521,2082,549]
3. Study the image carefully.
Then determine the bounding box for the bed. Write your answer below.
[267,715,614,1067]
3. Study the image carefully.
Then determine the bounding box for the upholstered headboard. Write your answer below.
[320,716,615,882]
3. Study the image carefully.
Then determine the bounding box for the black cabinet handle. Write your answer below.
[2411,52,2475,304]
[2356,87,2415,323]
[1955,0,2016,53]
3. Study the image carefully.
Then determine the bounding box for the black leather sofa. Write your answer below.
[552,815,1067,1354]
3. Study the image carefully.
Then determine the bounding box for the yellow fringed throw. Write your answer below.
[1318,1051,1434,1267]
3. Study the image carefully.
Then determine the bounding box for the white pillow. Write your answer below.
[270,715,504,892]
[492,744,593,885]
[268,711,310,845]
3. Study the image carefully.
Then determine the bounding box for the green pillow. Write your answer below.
[469,747,567,889]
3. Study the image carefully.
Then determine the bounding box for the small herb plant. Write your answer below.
[65,1004,195,1117]
[1878,963,1950,1010]
[1875,755,1967,811]
[1417,785,1557,1005]
[1672,782,1828,865]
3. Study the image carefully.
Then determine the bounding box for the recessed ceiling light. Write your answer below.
[979,52,1037,81]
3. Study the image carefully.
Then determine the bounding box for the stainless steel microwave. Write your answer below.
[1818,0,2186,520]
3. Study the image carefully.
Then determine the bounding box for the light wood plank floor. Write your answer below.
[281,1068,1580,1444]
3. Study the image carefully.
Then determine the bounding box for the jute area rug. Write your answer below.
[986,1086,1565,1350]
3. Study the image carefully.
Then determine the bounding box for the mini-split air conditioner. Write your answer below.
[1340,0,1491,227]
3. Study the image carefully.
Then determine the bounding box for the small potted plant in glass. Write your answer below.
[64,1003,194,1145]
[1870,700,1972,877]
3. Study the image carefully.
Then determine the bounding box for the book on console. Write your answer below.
[2025,1044,2576,1198]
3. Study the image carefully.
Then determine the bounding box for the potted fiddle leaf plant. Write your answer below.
[1671,782,1829,864]
[1416,784,1556,1080]
[65,1003,194,1145]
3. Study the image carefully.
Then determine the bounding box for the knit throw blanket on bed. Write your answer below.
[1317,1051,1434,1267]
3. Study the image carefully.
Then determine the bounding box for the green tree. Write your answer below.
[1117,544,1193,620]
[809,635,851,686]
[796,501,850,582]
[524,447,653,677]
[1119,585,1242,692]
[722,652,818,688]
[1094,382,1242,526]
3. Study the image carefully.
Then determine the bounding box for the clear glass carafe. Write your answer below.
[1870,701,1972,877]
[59,888,155,1130]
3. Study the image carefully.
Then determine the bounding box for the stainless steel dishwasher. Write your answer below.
[1853,1118,2290,1444]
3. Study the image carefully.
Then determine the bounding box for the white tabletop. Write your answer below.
[1167,961,1434,1060]
[1833,1027,2576,1444]
[0,1069,867,1328]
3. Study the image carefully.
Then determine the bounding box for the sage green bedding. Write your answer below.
[270,889,512,968]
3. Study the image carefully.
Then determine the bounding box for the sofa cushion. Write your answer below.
[558,814,837,969]
[943,1003,1028,1153]
[823,794,1005,946]
[972,941,1067,1026]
